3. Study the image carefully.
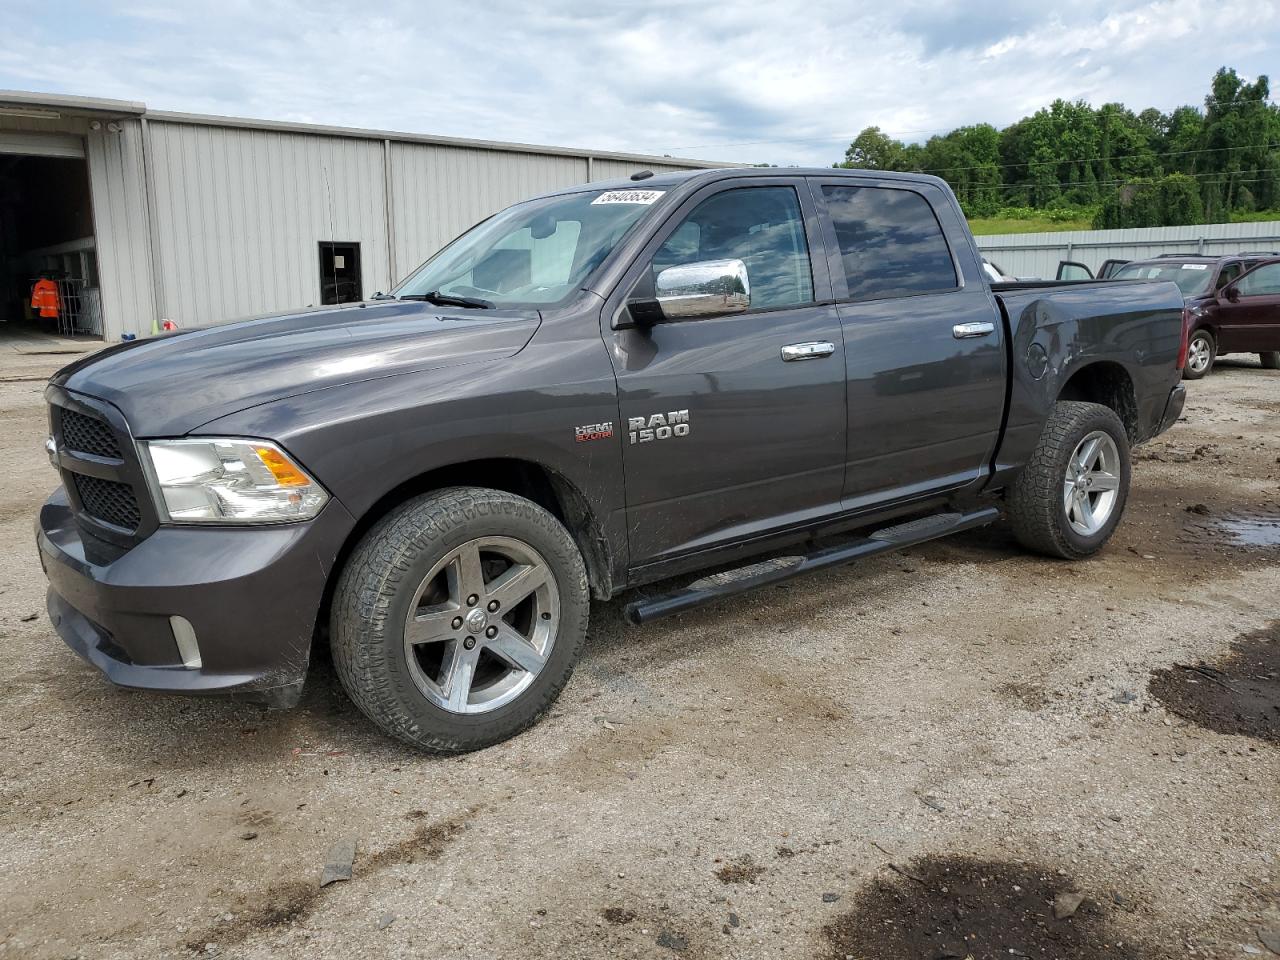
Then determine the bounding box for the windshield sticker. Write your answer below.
[592,190,665,205]
[1182,263,1208,270]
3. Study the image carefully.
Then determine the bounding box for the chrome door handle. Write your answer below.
[781,341,836,361]
[953,321,995,339]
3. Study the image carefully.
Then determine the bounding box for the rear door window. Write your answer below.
[820,185,957,301]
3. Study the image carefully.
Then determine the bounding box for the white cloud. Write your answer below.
[0,0,1276,166]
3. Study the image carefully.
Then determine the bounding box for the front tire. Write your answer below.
[1183,328,1215,379]
[1260,351,1280,370]
[1007,401,1132,560]
[331,487,589,753]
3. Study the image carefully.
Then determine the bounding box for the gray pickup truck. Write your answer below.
[38,168,1187,752]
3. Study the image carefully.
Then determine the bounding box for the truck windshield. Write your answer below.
[394,190,660,306]
[1112,261,1214,298]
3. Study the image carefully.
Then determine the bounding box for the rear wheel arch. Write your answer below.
[1056,361,1139,442]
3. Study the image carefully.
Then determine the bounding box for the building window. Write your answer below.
[319,241,362,305]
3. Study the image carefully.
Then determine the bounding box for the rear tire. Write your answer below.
[1183,328,1215,379]
[1007,401,1131,560]
[1260,351,1280,370]
[331,486,589,753]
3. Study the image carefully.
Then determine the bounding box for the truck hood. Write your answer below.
[52,301,540,436]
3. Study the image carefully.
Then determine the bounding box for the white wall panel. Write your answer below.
[84,121,155,339]
[389,143,587,283]
[146,122,389,326]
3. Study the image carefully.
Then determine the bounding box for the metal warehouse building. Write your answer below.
[0,91,719,341]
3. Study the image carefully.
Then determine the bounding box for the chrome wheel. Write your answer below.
[1063,430,1121,536]
[1187,334,1212,374]
[403,536,559,715]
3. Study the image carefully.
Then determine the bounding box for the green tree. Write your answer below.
[839,127,910,170]
[833,66,1279,225]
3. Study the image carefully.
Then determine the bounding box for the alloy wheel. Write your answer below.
[1187,335,1211,374]
[402,536,559,714]
[1063,430,1122,536]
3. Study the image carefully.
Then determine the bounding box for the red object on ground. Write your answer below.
[161,319,178,332]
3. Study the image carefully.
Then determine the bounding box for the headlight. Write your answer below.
[141,438,329,523]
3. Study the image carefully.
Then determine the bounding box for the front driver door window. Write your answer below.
[608,183,846,570]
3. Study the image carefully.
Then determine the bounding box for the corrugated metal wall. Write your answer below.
[0,107,724,339]
[977,222,1280,280]
[389,143,587,281]
[84,122,157,340]
[145,122,390,328]
[127,122,721,335]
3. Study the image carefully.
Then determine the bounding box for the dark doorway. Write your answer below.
[0,152,102,337]
[319,241,362,305]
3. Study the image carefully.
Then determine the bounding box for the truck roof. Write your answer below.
[536,166,954,201]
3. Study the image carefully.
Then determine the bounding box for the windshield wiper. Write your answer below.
[400,290,494,309]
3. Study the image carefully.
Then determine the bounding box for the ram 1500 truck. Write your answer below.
[37,168,1188,753]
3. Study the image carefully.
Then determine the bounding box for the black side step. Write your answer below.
[623,506,1000,625]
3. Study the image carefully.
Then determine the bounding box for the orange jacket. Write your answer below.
[31,279,60,319]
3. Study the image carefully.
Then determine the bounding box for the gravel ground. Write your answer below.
[0,354,1277,960]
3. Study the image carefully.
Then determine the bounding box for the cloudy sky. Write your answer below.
[1,0,1277,166]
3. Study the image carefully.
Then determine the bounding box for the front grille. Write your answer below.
[74,475,142,531]
[61,409,122,459]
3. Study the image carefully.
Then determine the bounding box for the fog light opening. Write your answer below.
[169,615,202,669]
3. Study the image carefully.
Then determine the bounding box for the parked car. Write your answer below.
[1108,254,1280,378]
[37,168,1188,753]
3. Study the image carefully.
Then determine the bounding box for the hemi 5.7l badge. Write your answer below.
[629,410,690,444]
[575,422,614,442]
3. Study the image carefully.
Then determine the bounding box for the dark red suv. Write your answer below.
[1111,255,1280,379]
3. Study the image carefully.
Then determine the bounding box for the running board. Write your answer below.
[623,506,1001,625]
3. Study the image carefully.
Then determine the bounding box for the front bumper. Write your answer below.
[37,487,355,705]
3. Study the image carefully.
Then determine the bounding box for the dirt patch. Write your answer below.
[714,855,767,884]
[995,680,1052,711]
[182,808,476,952]
[359,805,478,872]
[1149,622,1280,743]
[821,855,1149,960]
[184,880,318,953]
[600,906,637,925]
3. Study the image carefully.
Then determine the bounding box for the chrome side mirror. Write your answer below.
[654,259,750,319]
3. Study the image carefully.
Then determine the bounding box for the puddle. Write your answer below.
[821,855,1149,960]
[1185,509,1280,549]
[1149,622,1280,743]
[1216,515,1280,548]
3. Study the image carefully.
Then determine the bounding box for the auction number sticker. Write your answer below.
[1182,263,1208,270]
[592,190,665,205]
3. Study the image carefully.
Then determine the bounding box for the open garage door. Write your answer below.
[0,131,85,159]
[0,136,102,337]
